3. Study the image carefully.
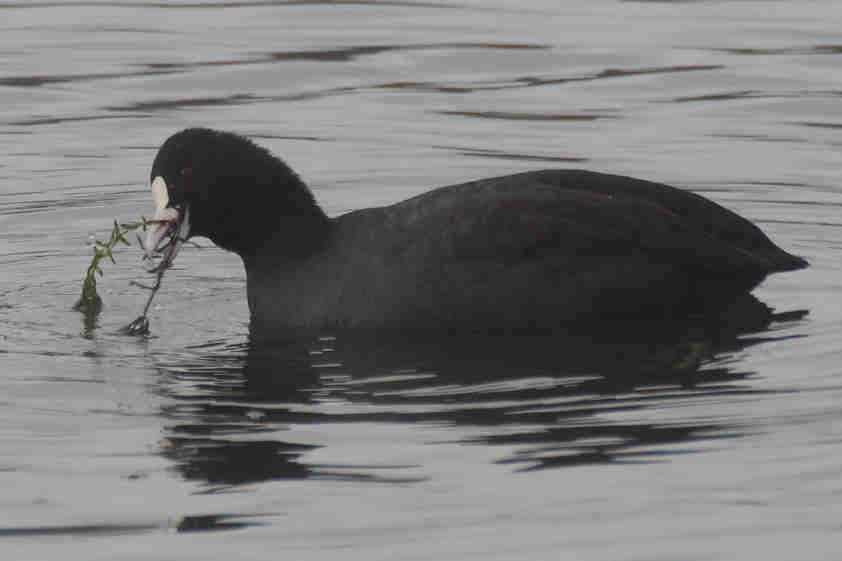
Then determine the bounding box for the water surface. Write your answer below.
[1,1,840,559]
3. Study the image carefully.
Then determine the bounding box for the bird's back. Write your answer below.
[296,170,803,328]
[243,170,806,329]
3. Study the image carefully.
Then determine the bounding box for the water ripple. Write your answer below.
[148,304,807,484]
[436,111,614,122]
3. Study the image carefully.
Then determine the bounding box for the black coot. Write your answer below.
[144,128,807,330]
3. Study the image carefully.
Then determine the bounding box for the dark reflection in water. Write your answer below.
[712,44,842,56]
[0,42,545,91]
[142,42,548,70]
[9,114,151,127]
[0,0,450,9]
[0,513,262,538]
[431,144,587,163]
[7,61,726,127]
[437,111,613,122]
[799,121,842,130]
[155,295,806,488]
[0,69,174,88]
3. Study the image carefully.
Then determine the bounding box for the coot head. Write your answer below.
[144,128,328,269]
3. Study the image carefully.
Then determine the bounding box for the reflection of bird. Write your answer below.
[159,300,804,483]
[144,128,807,330]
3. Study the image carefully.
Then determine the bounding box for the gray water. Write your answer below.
[1,1,840,559]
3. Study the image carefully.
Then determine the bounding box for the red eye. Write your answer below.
[180,167,193,182]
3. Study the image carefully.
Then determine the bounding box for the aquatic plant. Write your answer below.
[74,218,168,335]
[74,219,144,312]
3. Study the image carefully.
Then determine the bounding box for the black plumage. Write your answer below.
[149,128,807,330]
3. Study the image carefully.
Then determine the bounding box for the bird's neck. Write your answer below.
[241,220,338,330]
[240,214,333,268]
